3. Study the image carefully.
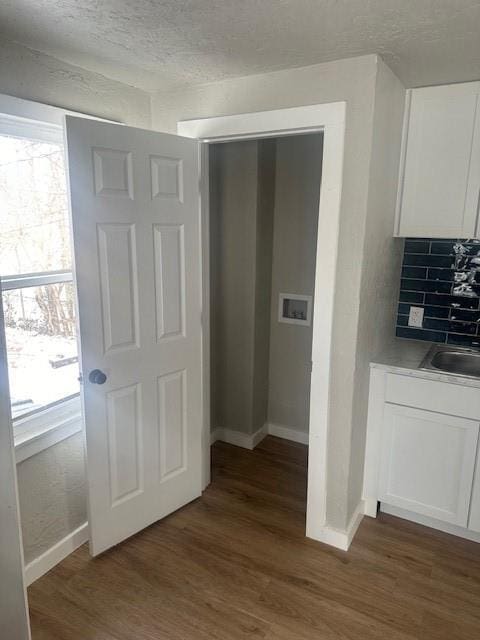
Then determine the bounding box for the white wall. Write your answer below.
[0,40,153,564]
[347,59,405,520]
[0,41,151,128]
[0,43,405,548]
[16,432,87,564]
[152,53,404,530]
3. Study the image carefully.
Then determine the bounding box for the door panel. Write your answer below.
[106,383,143,506]
[150,155,184,201]
[93,147,134,198]
[97,223,140,352]
[158,369,187,481]
[153,223,185,341]
[65,116,202,555]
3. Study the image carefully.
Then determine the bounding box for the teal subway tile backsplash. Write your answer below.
[396,239,480,347]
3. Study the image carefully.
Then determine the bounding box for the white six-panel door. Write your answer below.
[65,116,202,555]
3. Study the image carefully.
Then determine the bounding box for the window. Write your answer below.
[0,124,79,421]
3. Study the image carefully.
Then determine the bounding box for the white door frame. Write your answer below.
[178,102,346,541]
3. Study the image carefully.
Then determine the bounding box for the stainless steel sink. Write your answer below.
[420,344,480,379]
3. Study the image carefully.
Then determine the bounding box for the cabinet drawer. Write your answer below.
[385,373,480,420]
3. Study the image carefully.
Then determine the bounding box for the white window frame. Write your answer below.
[0,94,112,459]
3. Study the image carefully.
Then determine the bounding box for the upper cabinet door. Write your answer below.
[378,404,479,526]
[395,82,480,238]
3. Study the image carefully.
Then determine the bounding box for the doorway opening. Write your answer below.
[179,102,346,542]
[208,133,323,509]
[209,132,323,524]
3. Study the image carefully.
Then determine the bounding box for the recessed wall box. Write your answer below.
[278,293,312,326]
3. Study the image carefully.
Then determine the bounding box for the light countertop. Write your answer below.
[371,339,480,389]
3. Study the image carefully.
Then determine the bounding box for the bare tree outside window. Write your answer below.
[0,135,79,417]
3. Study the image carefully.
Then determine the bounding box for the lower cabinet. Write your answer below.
[363,368,480,540]
[378,404,479,526]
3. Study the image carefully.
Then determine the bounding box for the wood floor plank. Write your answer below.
[28,436,480,639]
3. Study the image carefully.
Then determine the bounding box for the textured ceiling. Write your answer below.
[1,1,479,93]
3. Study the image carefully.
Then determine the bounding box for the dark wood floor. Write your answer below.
[29,436,480,639]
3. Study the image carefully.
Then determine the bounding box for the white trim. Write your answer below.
[199,143,211,491]
[0,114,63,144]
[1,270,73,291]
[178,103,345,141]
[24,522,88,586]
[363,497,379,518]
[14,395,81,438]
[210,424,268,450]
[0,93,119,130]
[266,422,309,445]
[15,415,82,464]
[380,503,480,544]
[314,501,365,551]
[211,422,309,447]
[14,396,82,463]
[178,102,346,550]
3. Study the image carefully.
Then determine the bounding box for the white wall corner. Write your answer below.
[24,522,88,586]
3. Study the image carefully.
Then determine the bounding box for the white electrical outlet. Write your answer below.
[408,306,424,328]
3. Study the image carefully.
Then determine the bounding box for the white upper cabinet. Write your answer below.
[395,82,480,238]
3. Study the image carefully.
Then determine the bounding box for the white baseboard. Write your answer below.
[210,428,221,445]
[266,422,309,445]
[252,424,269,448]
[210,422,309,449]
[363,497,379,518]
[24,522,89,586]
[310,500,365,551]
[210,424,267,450]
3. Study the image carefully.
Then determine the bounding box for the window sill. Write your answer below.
[14,397,83,463]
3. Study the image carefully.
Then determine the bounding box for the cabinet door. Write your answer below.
[396,82,480,238]
[378,404,479,526]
